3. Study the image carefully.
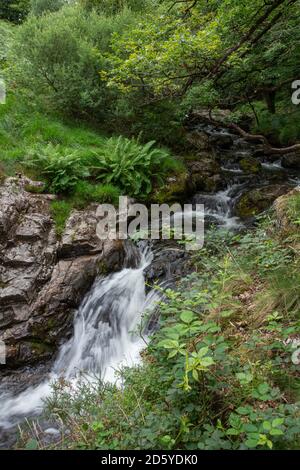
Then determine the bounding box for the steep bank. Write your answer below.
[0,177,127,369]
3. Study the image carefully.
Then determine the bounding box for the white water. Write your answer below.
[0,247,160,429]
[262,160,282,170]
[196,186,244,230]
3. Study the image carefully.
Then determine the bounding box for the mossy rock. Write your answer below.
[239,157,262,174]
[24,183,46,194]
[151,171,189,204]
[190,173,222,193]
[235,184,291,219]
[187,156,222,193]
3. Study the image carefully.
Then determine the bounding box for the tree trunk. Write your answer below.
[264,90,276,114]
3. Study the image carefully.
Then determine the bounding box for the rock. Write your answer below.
[186,130,210,150]
[274,188,300,238]
[235,184,291,219]
[187,155,222,193]
[0,178,126,368]
[281,153,300,170]
[239,157,262,174]
[209,133,233,149]
[186,109,232,127]
[151,171,189,204]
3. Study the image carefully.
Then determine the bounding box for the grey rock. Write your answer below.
[0,178,126,368]
[282,153,300,170]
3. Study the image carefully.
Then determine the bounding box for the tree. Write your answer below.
[106,0,300,151]
[107,1,297,101]
[30,0,66,17]
[0,0,31,23]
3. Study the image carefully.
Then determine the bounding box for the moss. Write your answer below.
[97,260,109,275]
[236,193,261,218]
[236,185,291,219]
[239,157,262,174]
[24,183,46,194]
[151,171,189,204]
[27,341,53,355]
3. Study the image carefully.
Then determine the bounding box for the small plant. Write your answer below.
[50,199,73,237]
[25,144,90,194]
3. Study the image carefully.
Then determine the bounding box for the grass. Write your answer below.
[0,94,108,177]
[287,191,300,225]
[49,182,121,237]
[1,94,181,206]
[50,200,73,238]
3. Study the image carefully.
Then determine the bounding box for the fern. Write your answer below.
[25,143,90,193]
[91,136,171,197]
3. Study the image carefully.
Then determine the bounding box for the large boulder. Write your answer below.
[281,153,300,170]
[239,156,262,174]
[274,188,300,238]
[186,130,210,150]
[151,171,189,204]
[187,154,222,193]
[209,133,233,149]
[0,178,126,368]
[235,184,291,219]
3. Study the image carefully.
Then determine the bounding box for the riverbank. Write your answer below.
[16,188,300,450]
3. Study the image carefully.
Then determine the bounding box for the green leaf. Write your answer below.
[263,421,272,431]
[226,428,240,436]
[272,418,284,428]
[245,439,258,449]
[258,383,269,395]
[270,428,284,436]
[236,407,251,416]
[180,310,195,324]
[25,439,38,450]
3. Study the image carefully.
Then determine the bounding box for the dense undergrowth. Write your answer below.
[19,193,300,451]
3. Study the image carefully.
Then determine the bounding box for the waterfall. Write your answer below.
[0,246,160,429]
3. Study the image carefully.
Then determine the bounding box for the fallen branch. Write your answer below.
[200,111,300,155]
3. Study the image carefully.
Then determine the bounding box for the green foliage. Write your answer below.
[0,0,30,23]
[91,136,175,197]
[79,0,150,15]
[50,199,73,237]
[30,0,66,17]
[72,181,121,206]
[0,21,14,70]
[12,4,139,118]
[252,103,300,145]
[25,144,90,193]
[31,211,300,451]
[287,192,300,225]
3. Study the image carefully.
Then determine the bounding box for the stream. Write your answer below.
[0,122,300,448]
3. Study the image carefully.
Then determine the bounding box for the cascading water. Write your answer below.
[193,185,245,230]
[0,246,160,430]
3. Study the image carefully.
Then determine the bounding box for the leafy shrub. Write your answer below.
[25,144,90,193]
[79,0,149,15]
[0,0,31,23]
[91,136,174,197]
[12,5,140,119]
